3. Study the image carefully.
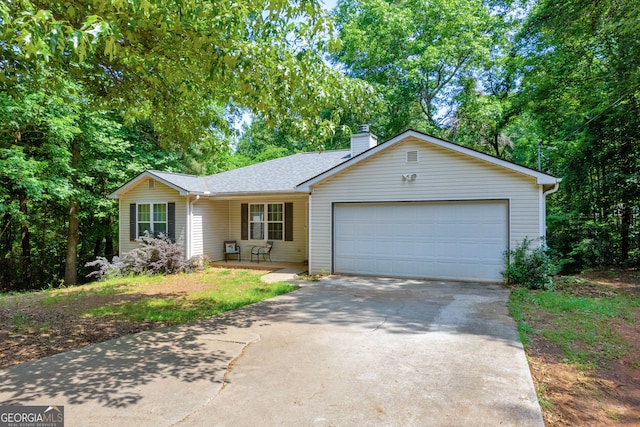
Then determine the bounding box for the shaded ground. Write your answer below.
[0,278,541,427]
[0,268,273,369]
[524,270,640,426]
[2,269,639,425]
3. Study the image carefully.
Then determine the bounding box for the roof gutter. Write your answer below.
[543,180,561,196]
[195,189,304,198]
[539,180,561,241]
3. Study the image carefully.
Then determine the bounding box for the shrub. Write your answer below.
[503,237,555,290]
[86,233,204,280]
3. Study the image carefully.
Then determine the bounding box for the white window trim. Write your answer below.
[136,202,168,240]
[248,202,285,241]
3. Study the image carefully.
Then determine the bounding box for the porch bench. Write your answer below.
[250,241,273,263]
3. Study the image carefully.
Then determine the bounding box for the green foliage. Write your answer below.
[333,0,512,143]
[547,213,621,272]
[235,117,303,162]
[1,0,373,143]
[510,285,640,368]
[518,0,640,265]
[507,295,533,346]
[85,234,203,279]
[234,114,363,164]
[503,238,555,290]
[85,272,297,325]
[0,81,187,290]
[41,283,130,306]
[11,312,29,331]
[2,0,638,291]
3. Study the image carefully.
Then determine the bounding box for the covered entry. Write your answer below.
[333,200,509,282]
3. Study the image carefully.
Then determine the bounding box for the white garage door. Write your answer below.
[333,201,508,282]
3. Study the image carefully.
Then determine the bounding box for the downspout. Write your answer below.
[308,190,313,273]
[544,182,560,197]
[540,182,560,242]
[187,195,201,259]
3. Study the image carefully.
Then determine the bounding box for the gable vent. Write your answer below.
[406,150,419,163]
[148,180,155,189]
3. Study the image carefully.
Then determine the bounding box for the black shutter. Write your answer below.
[241,203,248,240]
[129,203,136,241]
[285,202,293,241]
[167,202,176,242]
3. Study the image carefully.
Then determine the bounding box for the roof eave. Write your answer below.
[206,189,303,198]
[108,171,191,199]
[298,129,561,189]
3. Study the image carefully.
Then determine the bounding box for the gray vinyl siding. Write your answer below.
[308,137,543,274]
[118,178,187,256]
[227,195,308,262]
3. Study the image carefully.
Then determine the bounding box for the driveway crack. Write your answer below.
[368,316,387,333]
[171,334,261,426]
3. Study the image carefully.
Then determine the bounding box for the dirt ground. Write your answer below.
[525,270,640,426]
[0,268,271,370]
[1,269,639,425]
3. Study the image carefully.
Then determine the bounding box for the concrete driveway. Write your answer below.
[0,277,543,426]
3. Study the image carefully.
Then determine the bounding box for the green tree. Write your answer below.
[333,0,507,140]
[2,0,373,143]
[449,52,521,158]
[518,0,640,266]
[0,79,186,289]
[0,80,79,288]
[1,0,381,287]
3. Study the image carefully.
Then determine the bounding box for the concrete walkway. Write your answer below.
[0,277,543,426]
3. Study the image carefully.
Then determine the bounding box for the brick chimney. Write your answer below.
[350,124,377,157]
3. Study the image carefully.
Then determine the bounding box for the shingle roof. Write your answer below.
[149,150,350,195]
[147,171,209,193]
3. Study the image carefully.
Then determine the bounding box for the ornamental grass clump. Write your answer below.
[503,237,555,290]
[86,233,203,280]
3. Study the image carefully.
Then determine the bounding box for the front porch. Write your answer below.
[208,259,308,274]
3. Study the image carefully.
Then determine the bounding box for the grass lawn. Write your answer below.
[0,267,298,369]
[509,270,640,426]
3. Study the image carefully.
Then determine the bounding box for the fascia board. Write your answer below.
[108,171,190,199]
[402,131,561,185]
[200,189,302,199]
[296,129,560,190]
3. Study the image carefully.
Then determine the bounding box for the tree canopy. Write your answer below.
[332,0,512,142]
[518,0,640,267]
[2,0,374,143]
[1,0,639,290]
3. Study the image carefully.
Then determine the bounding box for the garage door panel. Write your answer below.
[334,201,508,282]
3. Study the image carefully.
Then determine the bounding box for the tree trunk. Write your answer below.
[93,238,102,257]
[64,200,79,285]
[619,137,632,263]
[621,204,631,262]
[19,189,32,288]
[105,216,114,259]
[64,139,81,286]
[41,199,46,269]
